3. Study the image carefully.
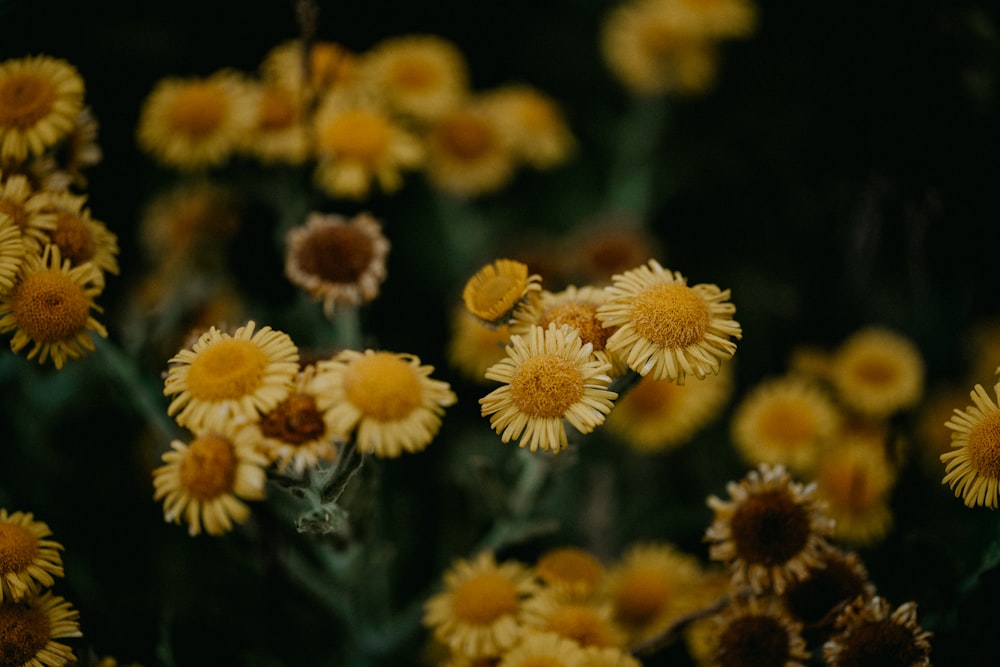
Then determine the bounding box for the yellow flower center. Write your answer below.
[0,601,49,666]
[439,114,493,160]
[966,410,1000,478]
[259,392,326,445]
[49,211,96,265]
[638,21,682,60]
[730,490,811,566]
[451,572,520,624]
[548,605,615,647]
[541,303,610,351]
[294,224,374,284]
[510,354,584,418]
[185,339,269,401]
[624,377,678,416]
[613,568,671,626]
[852,356,898,387]
[820,461,879,513]
[257,87,298,130]
[0,523,38,574]
[10,270,91,343]
[179,435,237,500]
[168,83,228,137]
[344,353,422,421]
[758,402,817,445]
[389,58,440,92]
[517,95,557,132]
[0,72,56,129]
[631,283,711,349]
[319,110,391,162]
[535,548,604,591]
[0,200,27,232]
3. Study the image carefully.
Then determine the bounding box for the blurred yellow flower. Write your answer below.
[423,100,517,198]
[0,591,81,667]
[447,306,512,383]
[0,54,84,163]
[481,84,575,169]
[828,326,925,419]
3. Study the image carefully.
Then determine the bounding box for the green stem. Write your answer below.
[603,97,669,217]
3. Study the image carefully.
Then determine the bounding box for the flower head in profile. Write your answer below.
[941,381,1000,508]
[462,258,542,327]
[152,421,269,536]
[1,170,57,251]
[316,349,457,458]
[423,551,538,660]
[0,591,82,667]
[822,596,932,667]
[707,595,810,667]
[31,188,119,287]
[163,320,300,431]
[0,215,25,295]
[0,244,107,369]
[0,510,64,603]
[447,306,513,383]
[705,464,835,595]
[597,259,742,383]
[480,324,618,454]
[481,84,575,169]
[285,211,390,316]
[0,54,85,163]
[828,326,925,419]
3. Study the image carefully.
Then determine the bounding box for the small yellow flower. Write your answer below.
[480,324,618,454]
[239,81,311,165]
[0,591,82,667]
[941,381,1000,508]
[481,84,575,169]
[0,510,64,603]
[521,590,627,650]
[462,258,542,327]
[259,39,360,100]
[828,326,925,419]
[823,596,932,667]
[0,170,57,251]
[423,100,517,198]
[534,546,606,600]
[30,188,119,287]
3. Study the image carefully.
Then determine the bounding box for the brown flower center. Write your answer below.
[168,83,228,137]
[319,109,391,162]
[295,224,374,284]
[0,523,38,575]
[716,615,792,667]
[259,392,326,444]
[0,200,27,232]
[613,568,671,626]
[966,410,1000,478]
[835,619,925,667]
[782,557,868,626]
[631,283,711,349]
[49,211,96,265]
[730,489,811,566]
[0,601,49,666]
[541,303,610,352]
[0,73,56,129]
[510,354,584,418]
[451,572,519,625]
[10,270,91,343]
[439,114,493,160]
[180,435,237,500]
[759,402,818,445]
[185,339,269,401]
[344,353,422,421]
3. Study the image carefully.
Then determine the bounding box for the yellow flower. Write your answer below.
[447,306,513,383]
[423,100,517,198]
[665,0,758,38]
[152,421,269,536]
[284,211,390,316]
[259,39,360,100]
[521,590,627,650]
[0,244,106,369]
[480,324,618,454]
[534,546,606,600]
[730,375,841,473]
[462,258,542,327]
[0,214,25,295]
[423,551,538,660]
[705,464,834,595]
[239,81,311,165]
[0,510,64,603]
[941,381,1000,508]
[0,170,57,252]
[360,34,469,121]
[316,349,457,458]
[597,259,742,383]
[481,84,575,169]
[136,70,256,169]
[0,54,85,163]
[823,596,932,667]
[24,105,102,191]
[312,93,424,199]
[707,595,810,667]
[828,326,925,419]
[163,320,300,431]
[497,630,590,667]
[30,189,118,287]
[0,591,82,667]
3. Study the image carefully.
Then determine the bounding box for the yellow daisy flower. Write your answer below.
[823,596,932,667]
[597,259,742,383]
[447,306,513,383]
[163,320,300,431]
[25,105,102,191]
[316,349,457,458]
[779,545,875,630]
[152,422,269,536]
[0,244,106,369]
[730,375,841,473]
[423,551,538,660]
[534,546,606,600]
[705,464,834,595]
[136,69,256,169]
[605,362,733,453]
[941,381,1000,508]
[0,510,64,603]
[497,630,590,667]
[0,215,25,294]
[0,590,82,667]
[360,34,469,122]
[707,595,810,667]
[521,589,627,650]
[30,189,119,287]
[828,326,925,419]
[0,54,85,163]
[239,81,310,165]
[284,211,390,316]
[0,170,57,251]
[480,324,618,454]
[481,84,575,169]
[462,258,542,327]
[312,92,424,199]
[259,39,360,100]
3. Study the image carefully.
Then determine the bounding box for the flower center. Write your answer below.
[509,354,584,418]
[295,225,374,284]
[965,410,1000,478]
[625,377,678,416]
[390,59,440,92]
[717,615,792,667]
[0,200,27,231]
[168,83,228,137]
[758,402,817,445]
[541,303,610,351]
[0,523,38,574]
[320,110,391,162]
[535,548,603,590]
[836,620,924,667]
[451,572,519,625]
[185,339,269,401]
[49,211,96,265]
[613,567,671,626]
[0,73,56,129]
[852,357,898,387]
[179,435,237,500]
[259,392,327,444]
[548,605,615,647]
[730,490,811,566]
[257,87,298,130]
[630,283,711,349]
[344,353,422,421]
[10,270,91,343]
[439,115,493,160]
[0,601,50,666]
